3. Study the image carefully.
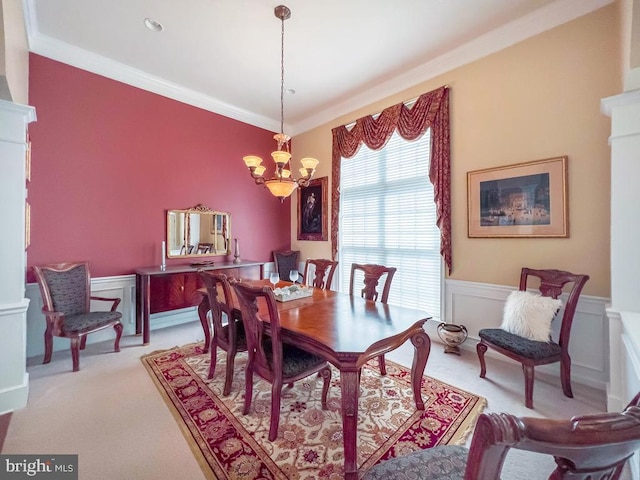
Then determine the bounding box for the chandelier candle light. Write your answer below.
[242,5,319,202]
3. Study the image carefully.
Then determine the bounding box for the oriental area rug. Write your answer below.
[141,343,486,480]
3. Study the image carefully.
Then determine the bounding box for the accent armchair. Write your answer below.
[33,261,123,372]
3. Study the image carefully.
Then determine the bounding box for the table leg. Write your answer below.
[410,330,431,410]
[340,366,360,480]
[142,274,151,345]
[197,295,211,353]
[135,274,142,335]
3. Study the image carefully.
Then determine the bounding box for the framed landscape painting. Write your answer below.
[467,156,568,238]
[297,176,328,241]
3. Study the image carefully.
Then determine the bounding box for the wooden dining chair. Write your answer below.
[364,391,640,479]
[349,263,397,375]
[199,272,247,396]
[32,261,123,372]
[273,250,301,281]
[303,258,338,290]
[232,282,332,441]
[477,268,590,409]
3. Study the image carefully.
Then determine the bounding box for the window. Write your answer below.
[338,129,441,319]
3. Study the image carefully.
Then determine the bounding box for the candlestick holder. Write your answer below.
[233,238,241,264]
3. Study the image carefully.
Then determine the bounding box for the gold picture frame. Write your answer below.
[25,136,31,183]
[467,156,568,238]
[25,201,31,249]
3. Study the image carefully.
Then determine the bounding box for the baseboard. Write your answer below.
[0,373,29,415]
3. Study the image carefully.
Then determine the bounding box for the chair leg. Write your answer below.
[43,327,53,365]
[477,342,488,378]
[269,381,283,441]
[197,301,211,354]
[560,357,573,399]
[320,366,332,410]
[70,337,81,372]
[243,366,254,416]
[80,335,87,350]
[222,349,236,396]
[113,322,123,352]
[378,354,387,376]
[208,343,218,380]
[523,364,535,409]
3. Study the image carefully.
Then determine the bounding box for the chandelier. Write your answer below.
[242,5,319,202]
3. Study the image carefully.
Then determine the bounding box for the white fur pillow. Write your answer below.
[501,290,562,342]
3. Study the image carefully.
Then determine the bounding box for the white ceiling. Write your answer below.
[24,0,611,135]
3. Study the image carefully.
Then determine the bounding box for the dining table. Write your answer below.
[197,280,432,479]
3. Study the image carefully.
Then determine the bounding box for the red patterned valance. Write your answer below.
[331,85,451,273]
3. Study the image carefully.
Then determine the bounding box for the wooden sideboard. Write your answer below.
[135,260,264,344]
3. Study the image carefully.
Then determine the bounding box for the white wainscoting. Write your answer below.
[25,274,610,394]
[606,310,640,408]
[443,279,610,392]
[606,310,640,478]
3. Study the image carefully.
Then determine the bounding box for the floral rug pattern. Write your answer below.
[142,343,486,479]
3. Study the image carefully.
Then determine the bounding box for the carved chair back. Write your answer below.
[364,392,640,480]
[349,263,397,303]
[303,259,338,290]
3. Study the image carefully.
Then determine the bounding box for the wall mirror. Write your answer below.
[167,204,231,258]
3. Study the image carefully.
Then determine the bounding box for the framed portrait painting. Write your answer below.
[297,176,328,241]
[467,156,568,238]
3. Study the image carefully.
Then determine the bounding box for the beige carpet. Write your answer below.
[142,343,486,479]
[2,322,615,479]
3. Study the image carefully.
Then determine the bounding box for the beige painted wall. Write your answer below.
[1,0,29,104]
[290,5,620,297]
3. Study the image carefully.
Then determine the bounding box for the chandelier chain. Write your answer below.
[280,13,285,136]
[241,5,318,201]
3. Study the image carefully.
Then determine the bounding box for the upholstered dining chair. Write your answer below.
[303,258,338,290]
[363,391,640,480]
[32,261,123,372]
[199,272,247,396]
[477,268,590,409]
[232,282,332,441]
[273,250,302,282]
[349,263,397,375]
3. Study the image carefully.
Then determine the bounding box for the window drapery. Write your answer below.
[331,85,451,273]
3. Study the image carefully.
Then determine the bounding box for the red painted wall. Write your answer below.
[26,54,291,281]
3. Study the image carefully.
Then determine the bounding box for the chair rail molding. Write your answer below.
[444,278,610,391]
[24,273,610,394]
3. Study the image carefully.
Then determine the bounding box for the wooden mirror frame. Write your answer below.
[166,204,231,258]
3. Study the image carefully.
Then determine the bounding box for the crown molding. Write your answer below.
[23,0,281,133]
[24,0,612,136]
[290,0,613,135]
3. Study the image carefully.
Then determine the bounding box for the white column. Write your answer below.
[0,99,36,413]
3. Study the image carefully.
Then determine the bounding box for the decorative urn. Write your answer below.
[437,322,468,355]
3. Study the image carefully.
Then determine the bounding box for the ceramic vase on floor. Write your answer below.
[437,323,468,355]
